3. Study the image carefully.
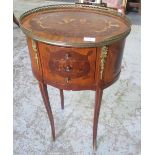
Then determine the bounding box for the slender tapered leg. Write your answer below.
[39,82,55,141]
[93,88,103,150]
[59,89,64,109]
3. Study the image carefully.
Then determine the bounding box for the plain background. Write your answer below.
[0,0,154,154]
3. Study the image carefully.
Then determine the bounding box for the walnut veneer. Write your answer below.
[19,4,131,149]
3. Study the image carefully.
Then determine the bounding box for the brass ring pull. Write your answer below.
[65,77,70,83]
[65,53,70,60]
[65,66,72,72]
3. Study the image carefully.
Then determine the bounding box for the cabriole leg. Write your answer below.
[39,82,55,141]
[59,89,64,109]
[93,88,103,150]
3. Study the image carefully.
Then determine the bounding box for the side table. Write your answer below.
[19,4,131,149]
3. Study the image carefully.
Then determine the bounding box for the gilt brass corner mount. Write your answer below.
[100,45,108,79]
[32,40,40,70]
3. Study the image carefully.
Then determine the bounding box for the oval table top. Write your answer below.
[19,4,131,47]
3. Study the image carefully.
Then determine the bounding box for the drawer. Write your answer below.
[39,44,97,87]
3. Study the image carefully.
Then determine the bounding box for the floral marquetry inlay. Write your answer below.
[31,14,119,35]
[20,4,130,46]
[30,12,121,38]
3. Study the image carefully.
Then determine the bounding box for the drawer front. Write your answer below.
[39,44,97,86]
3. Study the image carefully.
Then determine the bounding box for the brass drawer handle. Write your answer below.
[65,53,71,60]
[65,77,70,83]
[65,66,72,72]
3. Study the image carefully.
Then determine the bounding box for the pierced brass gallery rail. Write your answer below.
[32,40,40,70]
[19,4,131,48]
[100,46,108,79]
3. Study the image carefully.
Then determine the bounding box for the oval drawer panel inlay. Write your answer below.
[48,50,91,78]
